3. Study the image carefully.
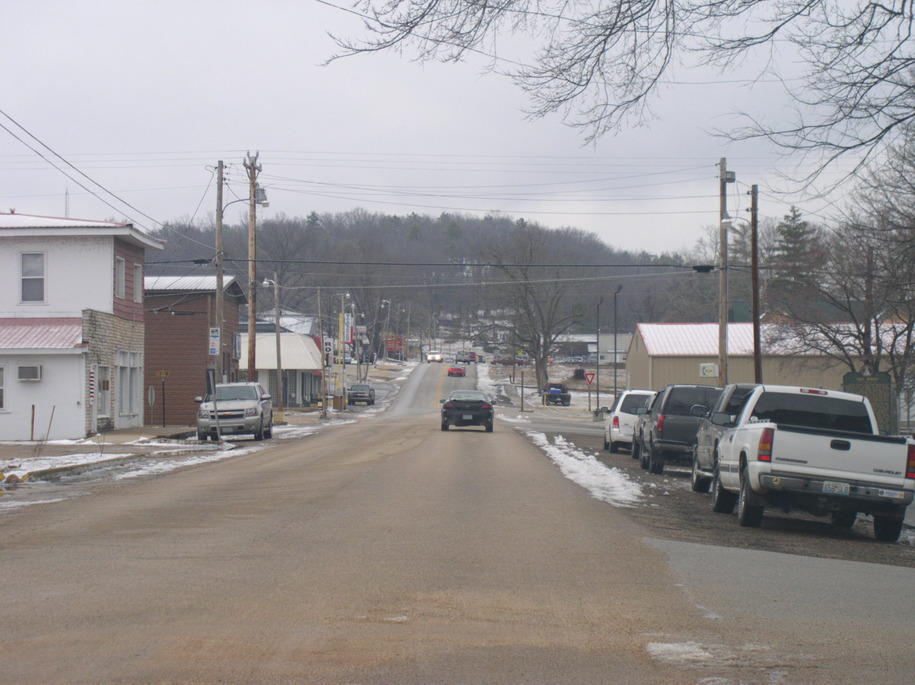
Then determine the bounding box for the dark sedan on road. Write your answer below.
[440,390,494,432]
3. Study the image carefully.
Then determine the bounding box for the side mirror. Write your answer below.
[711,411,730,426]
[440,399,446,404]
[194,396,203,404]
[262,394,272,401]
[690,404,708,417]
[600,406,610,414]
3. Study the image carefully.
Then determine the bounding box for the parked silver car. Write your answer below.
[195,382,273,441]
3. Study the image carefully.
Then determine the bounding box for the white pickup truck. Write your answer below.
[710,384,915,542]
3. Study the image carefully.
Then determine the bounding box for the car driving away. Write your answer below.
[440,390,494,432]
[447,366,465,377]
[195,382,273,441]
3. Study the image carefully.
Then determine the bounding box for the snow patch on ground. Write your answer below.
[527,431,643,507]
[1,452,135,479]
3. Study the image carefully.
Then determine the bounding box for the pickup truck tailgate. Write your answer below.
[771,424,910,487]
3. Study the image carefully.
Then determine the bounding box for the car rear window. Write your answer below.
[748,392,873,433]
[665,387,722,415]
[619,393,652,414]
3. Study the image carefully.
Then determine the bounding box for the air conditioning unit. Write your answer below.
[18,365,42,381]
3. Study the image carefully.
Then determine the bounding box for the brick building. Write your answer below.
[144,275,247,426]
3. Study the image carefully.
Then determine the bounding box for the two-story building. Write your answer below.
[0,213,162,440]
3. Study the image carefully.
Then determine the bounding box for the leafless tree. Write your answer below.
[336,1,915,177]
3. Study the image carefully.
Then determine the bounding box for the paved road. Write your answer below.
[1,362,914,683]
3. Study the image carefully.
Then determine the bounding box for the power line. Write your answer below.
[0,108,162,230]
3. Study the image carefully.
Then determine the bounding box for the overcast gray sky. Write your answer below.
[1,1,855,253]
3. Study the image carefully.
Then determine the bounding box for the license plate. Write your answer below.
[463,414,473,420]
[822,480,850,495]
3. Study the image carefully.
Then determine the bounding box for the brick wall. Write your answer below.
[144,291,241,425]
[82,309,145,434]
[113,239,145,321]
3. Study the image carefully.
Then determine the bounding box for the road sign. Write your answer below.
[585,372,595,385]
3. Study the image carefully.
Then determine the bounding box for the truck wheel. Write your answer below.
[254,421,265,441]
[873,515,903,542]
[737,471,764,527]
[485,420,493,433]
[603,435,611,451]
[711,467,737,514]
[441,420,449,432]
[831,509,857,529]
[631,437,641,461]
[639,441,650,470]
[197,431,208,442]
[690,449,711,493]
[648,444,664,475]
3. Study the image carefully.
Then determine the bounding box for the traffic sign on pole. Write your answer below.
[585,372,595,385]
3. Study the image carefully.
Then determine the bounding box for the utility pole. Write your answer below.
[718,158,735,386]
[245,152,261,381]
[750,184,762,383]
[273,272,284,418]
[317,287,328,419]
[214,160,225,382]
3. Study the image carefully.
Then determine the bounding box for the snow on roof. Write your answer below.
[0,213,130,229]
[144,275,237,292]
[637,323,755,356]
[239,332,323,370]
[0,318,84,350]
[0,212,162,250]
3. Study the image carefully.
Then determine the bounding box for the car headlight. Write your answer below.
[245,407,258,417]
[198,409,210,419]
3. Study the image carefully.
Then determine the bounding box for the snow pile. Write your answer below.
[527,431,643,507]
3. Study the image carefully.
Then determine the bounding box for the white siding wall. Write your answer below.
[0,353,85,440]
[0,236,113,315]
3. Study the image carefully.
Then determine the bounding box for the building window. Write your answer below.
[21,252,45,302]
[115,257,126,299]
[133,264,143,303]
[98,366,111,417]
[116,351,141,415]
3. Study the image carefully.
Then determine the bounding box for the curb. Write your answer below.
[24,455,147,482]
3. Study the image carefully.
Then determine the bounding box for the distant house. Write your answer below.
[627,323,848,391]
[0,213,162,440]
[144,275,247,426]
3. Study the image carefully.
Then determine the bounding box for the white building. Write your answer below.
[0,213,162,440]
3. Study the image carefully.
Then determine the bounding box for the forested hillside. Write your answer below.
[146,211,723,346]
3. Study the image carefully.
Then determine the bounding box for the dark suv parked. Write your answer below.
[632,384,722,475]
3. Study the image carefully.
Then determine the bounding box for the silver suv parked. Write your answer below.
[195,382,273,441]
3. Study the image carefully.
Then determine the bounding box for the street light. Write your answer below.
[595,296,605,411]
[613,284,623,405]
[261,274,284,419]
[380,299,391,362]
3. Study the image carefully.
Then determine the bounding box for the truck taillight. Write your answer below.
[907,443,915,480]
[613,416,620,428]
[657,414,665,431]
[758,427,774,462]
